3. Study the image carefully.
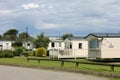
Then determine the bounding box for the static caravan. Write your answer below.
[23,41,34,50]
[0,40,12,50]
[48,36,65,58]
[48,36,64,50]
[60,36,88,58]
[49,36,88,59]
[85,33,120,59]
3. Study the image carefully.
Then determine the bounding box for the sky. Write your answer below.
[0,0,120,36]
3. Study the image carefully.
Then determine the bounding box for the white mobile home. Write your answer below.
[23,41,33,50]
[85,33,120,59]
[48,36,65,58]
[0,40,12,50]
[48,36,64,50]
[61,36,88,58]
[49,36,88,59]
[48,39,65,58]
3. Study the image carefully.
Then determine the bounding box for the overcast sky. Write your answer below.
[0,0,120,36]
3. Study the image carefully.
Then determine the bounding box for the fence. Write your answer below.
[27,57,120,72]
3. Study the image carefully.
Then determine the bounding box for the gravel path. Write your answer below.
[0,65,108,80]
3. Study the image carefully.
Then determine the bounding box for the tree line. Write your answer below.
[0,29,73,49]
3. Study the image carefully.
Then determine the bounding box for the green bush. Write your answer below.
[4,50,14,58]
[0,53,4,58]
[0,51,4,58]
[0,50,14,58]
[28,51,35,56]
[35,47,47,57]
[13,47,23,56]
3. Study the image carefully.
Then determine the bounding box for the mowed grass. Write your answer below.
[0,57,120,80]
[0,57,120,72]
[0,57,62,68]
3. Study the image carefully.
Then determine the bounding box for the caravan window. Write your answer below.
[70,43,72,49]
[27,43,30,46]
[79,43,82,49]
[89,40,100,49]
[0,45,2,50]
[51,42,55,47]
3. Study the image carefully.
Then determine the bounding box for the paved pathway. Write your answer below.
[0,65,108,80]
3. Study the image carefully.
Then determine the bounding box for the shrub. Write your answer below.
[3,50,14,58]
[0,53,4,58]
[35,47,47,57]
[28,51,35,56]
[0,50,14,58]
[22,52,28,57]
[13,47,23,56]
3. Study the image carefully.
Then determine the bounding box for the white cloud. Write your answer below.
[0,10,13,14]
[36,21,59,30]
[42,23,58,29]
[86,18,107,24]
[0,0,120,35]
[41,4,46,8]
[22,3,39,9]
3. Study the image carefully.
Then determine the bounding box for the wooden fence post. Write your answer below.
[76,62,79,67]
[27,58,29,63]
[61,61,64,67]
[111,65,114,72]
[38,59,40,64]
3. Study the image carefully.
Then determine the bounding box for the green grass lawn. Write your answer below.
[0,57,120,80]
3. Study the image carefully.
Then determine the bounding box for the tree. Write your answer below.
[18,32,34,42]
[19,32,30,41]
[13,32,34,47]
[62,33,73,40]
[3,29,18,41]
[34,33,50,49]
[0,35,3,39]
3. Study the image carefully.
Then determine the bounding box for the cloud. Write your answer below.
[0,0,120,36]
[22,3,39,9]
[36,22,59,30]
[0,10,12,14]
[42,23,58,29]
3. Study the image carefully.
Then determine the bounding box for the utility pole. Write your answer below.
[26,27,28,41]
[26,27,28,57]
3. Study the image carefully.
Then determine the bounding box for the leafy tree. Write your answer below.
[13,32,34,47]
[62,33,73,40]
[19,32,34,41]
[3,29,18,41]
[0,35,3,39]
[18,32,30,41]
[34,32,50,48]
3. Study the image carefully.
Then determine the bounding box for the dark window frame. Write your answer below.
[51,42,55,47]
[79,43,82,49]
[70,43,72,49]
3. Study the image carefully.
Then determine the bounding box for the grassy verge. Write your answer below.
[0,57,120,80]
